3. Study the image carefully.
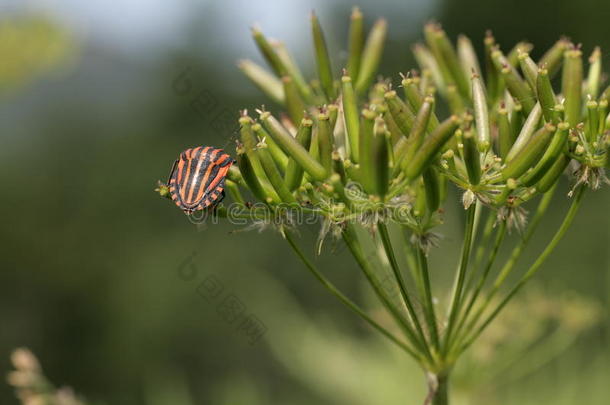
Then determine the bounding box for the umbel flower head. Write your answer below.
[157,8,607,405]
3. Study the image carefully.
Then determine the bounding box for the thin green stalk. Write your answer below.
[416,243,440,350]
[283,231,417,357]
[467,212,495,286]
[343,224,426,360]
[459,186,585,353]
[401,227,426,298]
[456,184,557,344]
[442,203,476,354]
[449,219,507,353]
[377,222,433,361]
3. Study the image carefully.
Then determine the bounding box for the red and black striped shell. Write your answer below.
[168,146,234,214]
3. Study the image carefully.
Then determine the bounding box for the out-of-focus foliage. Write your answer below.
[0,14,76,94]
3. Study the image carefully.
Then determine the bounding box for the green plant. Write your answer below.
[158,8,608,404]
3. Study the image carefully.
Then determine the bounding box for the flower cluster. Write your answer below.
[158,8,608,405]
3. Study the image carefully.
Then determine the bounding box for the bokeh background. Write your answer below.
[1,0,609,404]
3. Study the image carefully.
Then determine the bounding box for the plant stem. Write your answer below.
[416,244,440,350]
[442,203,476,354]
[425,372,450,405]
[378,222,433,362]
[343,223,425,360]
[456,184,557,343]
[459,185,585,352]
[449,219,506,353]
[283,230,417,357]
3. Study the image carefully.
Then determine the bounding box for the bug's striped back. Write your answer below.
[169,146,234,214]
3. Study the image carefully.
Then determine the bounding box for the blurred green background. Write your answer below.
[1,0,608,404]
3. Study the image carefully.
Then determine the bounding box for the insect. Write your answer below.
[166,146,235,215]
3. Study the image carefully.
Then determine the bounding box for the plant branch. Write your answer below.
[442,203,477,354]
[283,230,417,357]
[378,221,434,362]
[342,223,425,361]
[458,185,585,352]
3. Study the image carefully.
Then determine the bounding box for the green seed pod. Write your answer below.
[509,100,524,141]
[282,76,305,124]
[327,103,339,131]
[359,108,377,194]
[518,51,538,91]
[422,166,441,212]
[586,47,602,99]
[457,34,482,78]
[238,60,284,105]
[239,114,268,182]
[520,122,569,186]
[284,118,313,191]
[501,123,556,181]
[332,151,347,184]
[225,179,245,205]
[256,143,297,204]
[227,165,243,185]
[252,120,288,172]
[413,43,447,94]
[347,7,364,80]
[384,109,404,145]
[446,84,465,114]
[598,99,608,134]
[393,137,409,171]
[484,32,503,102]
[414,178,427,218]
[343,159,361,184]
[251,26,286,76]
[472,73,490,152]
[329,173,353,210]
[372,117,390,197]
[258,111,328,181]
[539,38,570,77]
[400,96,434,172]
[562,48,583,128]
[462,128,481,185]
[493,50,536,113]
[342,74,360,162]
[310,11,335,101]
[497,105,513,159]
[507,42,533,67]
[316,112,333,174]
[384,90,415,135]
[237,146,268,203]
[506,102,542,162]
[273,41,314,104]
[586,100,599,142]
[424,23,470,99]
[401,75,440,130]
[536,154,570,193]
[404,115,460,180]
[355,18,387,93]
[536,68,557,123]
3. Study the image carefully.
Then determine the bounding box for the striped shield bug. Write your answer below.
[166,146,235,215]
